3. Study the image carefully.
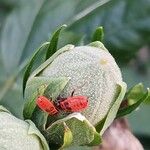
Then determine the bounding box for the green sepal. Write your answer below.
[44,76,71,101]
[46,113,101,149]
[61,123,73,149]
[92,26,104,42]
[23,76,70,120]
[126,83,146,105]
[46,122,73,150]
[116,88,150,118]
[31,107,48,130]
[46,24,67,60]
[88,41,108,51]
[30,44,75,78]
[26,120,49,150]
[23,42,49,96]
[95,82,127,135]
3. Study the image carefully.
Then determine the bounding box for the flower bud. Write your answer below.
[0,106,49,150]
[42,42,125,125]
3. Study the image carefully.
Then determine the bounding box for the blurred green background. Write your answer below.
[0,0,150,149]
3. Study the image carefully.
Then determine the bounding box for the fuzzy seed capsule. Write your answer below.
[0,107,49,150]
[42,42,123,125]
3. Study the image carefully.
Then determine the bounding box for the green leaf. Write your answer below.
[96,82,127,134]
[44,77,70,101]
[23,42,49,96]
[92,26,104,42]
[46,122,73,150]
[61,123,73,149]
[122,67,150,137]
[45,24,67,60]
[23,76,70,119]
[26,120,49,150]
[46,113,101,149]
[23,77,50,119]
[116,88,150,118]
[126,83,145,105]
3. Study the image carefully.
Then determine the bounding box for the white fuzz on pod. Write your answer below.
[42,44,123,125]
[0,110,48,150]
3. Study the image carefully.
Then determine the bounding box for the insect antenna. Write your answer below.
[71,82,88,96]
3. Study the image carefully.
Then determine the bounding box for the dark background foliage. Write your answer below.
[0,0,150,149]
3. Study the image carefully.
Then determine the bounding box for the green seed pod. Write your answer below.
[41,41,126,126]
[0,106,49,150]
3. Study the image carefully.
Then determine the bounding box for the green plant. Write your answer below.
[0,0,150,149]
[1,26,149,149]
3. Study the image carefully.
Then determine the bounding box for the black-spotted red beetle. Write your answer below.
[36,96,58,115]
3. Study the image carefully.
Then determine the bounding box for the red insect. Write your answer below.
[36,96,58,115]
[59,96,88,112]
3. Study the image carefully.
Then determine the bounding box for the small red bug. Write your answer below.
[36,96,58,115]
[59,96,88,112]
